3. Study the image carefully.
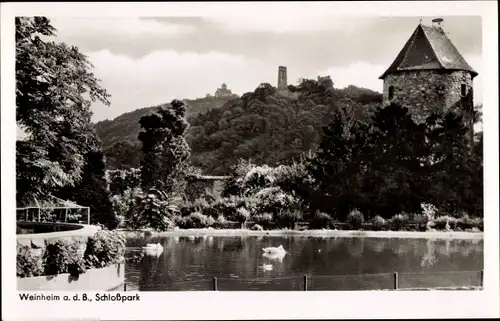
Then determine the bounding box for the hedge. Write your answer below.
[17,230,126,279]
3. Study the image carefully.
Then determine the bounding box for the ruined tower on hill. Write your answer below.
[277,66,288,90]
[379,18,478,140]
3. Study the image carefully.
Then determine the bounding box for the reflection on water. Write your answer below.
[125,236,483,291]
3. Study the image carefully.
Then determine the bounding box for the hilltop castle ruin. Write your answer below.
[205,83,239,100]
[380,18,478,139]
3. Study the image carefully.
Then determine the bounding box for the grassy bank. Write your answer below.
[118,228,483,239]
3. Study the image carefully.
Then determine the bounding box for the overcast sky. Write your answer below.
[47,15,482,123]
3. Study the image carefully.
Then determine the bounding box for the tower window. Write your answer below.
[461,84,467,97]
[388,86,395,100]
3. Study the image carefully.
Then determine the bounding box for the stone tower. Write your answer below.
[379,19,478,139]
[277,66,288,90]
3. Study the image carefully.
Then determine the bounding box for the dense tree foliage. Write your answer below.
[55,145,120,229]
[95,97,234,169]
[187,79,380,175]
[95,81,382,173]
[307,104,483,219]
[138,99,191,194]
[16,17,110,204]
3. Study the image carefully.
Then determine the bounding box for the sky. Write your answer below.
[45,15,482,123]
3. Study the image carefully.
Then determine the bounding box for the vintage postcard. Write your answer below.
[1,1,499,320]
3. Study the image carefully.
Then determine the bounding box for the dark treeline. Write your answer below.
[294,104,483,220]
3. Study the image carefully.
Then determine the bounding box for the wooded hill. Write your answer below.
[95,79,383,174]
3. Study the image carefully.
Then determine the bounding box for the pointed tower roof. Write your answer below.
[379,24,478,79]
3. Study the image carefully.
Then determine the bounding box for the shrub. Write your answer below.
[421,203,438,220]
[370,215,386,231]
[107,168,141,196]
[411,213,430,231]
[252,213,274,228]
[134,188,180,231]
[457,215,484,231]
[221,177,245,197]
[17,245,44,278]
[202,205,220,219]
[83,230,126,269]
[43,239,87,277]
[347,209,364,230]
[242,164,275,193]
[16,230,126,279]
[310,211,332,230]
[272,161,309,193]
[237,196,259,215]
[112,187,144,229]
[387,213,410,231]
[432,216,458,231]
[212,215,232,229]
[255,187,300,215]
[234,207,251,227]
[177,212,215,229]
[275,209,303,229]
[471,217,484,231]
[212,197,238,220]
[180,198,210,216]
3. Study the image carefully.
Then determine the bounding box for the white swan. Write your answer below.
[262,245,286,261]
[142,243,163,256]
[263,251,286,262]
[258,264,274,271]
[262,245,286,254]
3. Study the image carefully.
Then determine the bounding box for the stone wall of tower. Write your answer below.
[277,66,288,90]
[382,70,474,126]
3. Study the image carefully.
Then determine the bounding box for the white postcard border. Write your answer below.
[1,1,498,320]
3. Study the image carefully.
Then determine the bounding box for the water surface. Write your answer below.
[125,236,483,291]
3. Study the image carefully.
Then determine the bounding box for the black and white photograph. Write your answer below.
[2,1,499,320]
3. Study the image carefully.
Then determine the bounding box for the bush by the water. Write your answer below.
[234,207,251,227]
[252,213,274,228]
[387,213,411,231]
[432,216,459,231]
[347,210,364,230]
[16,230,126,279]
[310,211,333,229]
[83,230,126,268]
[411,213,430,231]
[457,215,483,231]
[370,215,386,231]
[254,187,301,216]
[275,209,303,229]
[177,212,215,229]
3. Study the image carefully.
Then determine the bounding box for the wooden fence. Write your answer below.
[122,270,484,292]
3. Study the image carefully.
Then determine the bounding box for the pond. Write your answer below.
[124,236,483,291]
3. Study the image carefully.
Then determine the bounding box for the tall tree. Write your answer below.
[138,99,191,194]
[307,112,369,220]
[363,104,429,217]
[55,140,120,229]
[16,17,110,205]
[426,111,480,215]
